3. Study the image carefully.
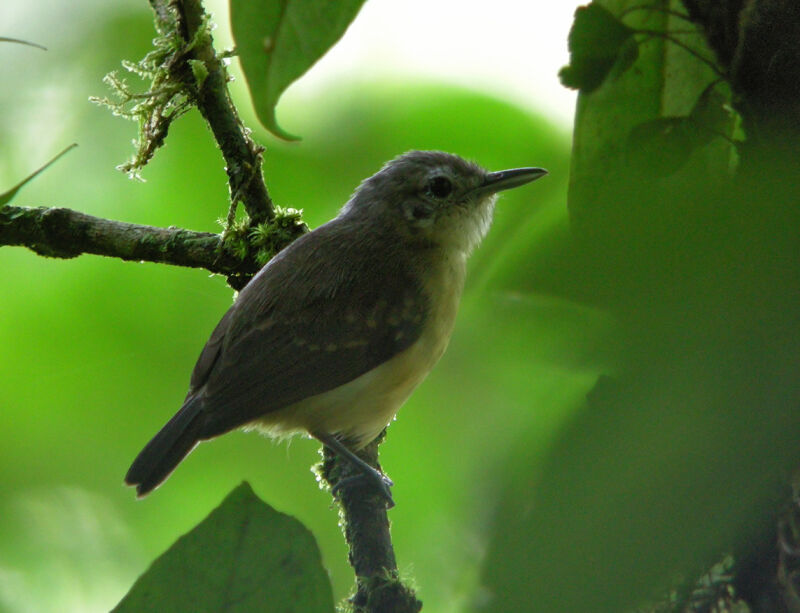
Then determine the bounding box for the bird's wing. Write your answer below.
[188,221,429,438]
[189,307,235,392]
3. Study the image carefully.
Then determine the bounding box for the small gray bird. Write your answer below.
[125,150,546,504]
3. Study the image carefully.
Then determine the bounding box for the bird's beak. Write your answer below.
[476,167,548,195]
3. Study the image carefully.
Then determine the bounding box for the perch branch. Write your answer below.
[319,436,422,613]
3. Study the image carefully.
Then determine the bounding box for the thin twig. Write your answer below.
[148,0,274,225]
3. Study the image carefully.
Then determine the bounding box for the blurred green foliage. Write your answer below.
[0,2,579,612]
[480,1,800,612]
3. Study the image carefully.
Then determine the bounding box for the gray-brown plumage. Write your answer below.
[125,151,546,499]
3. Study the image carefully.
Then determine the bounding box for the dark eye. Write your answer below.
[427,176,453,199]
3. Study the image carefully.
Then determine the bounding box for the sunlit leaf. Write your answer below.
[113,483,334,613]
[0,143,77,206]
[559,3,636,93]
[230,0,367,140]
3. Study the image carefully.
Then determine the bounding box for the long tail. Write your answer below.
[125,397,205,497]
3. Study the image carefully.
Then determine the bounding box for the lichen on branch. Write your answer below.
[90,18,200,179]
[93,0,275,226]
[0,203,306,285]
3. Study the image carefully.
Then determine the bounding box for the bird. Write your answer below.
[125,150,547,505]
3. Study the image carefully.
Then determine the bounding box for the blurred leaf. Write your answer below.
[626,116,697,176]
[481,2,800,612]
[559,3,636,93]
[688,81,734,145]
[0,143,77,206]
[480,309,800,612]
[113,483,334,613]
[230,0,366,140]
[567,0,726,244]
[0,37,47,50]
[625,82,734,177]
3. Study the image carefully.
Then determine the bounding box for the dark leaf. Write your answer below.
[625,83,734,178]
[689,81,733,147]
[230,0,367,140]
[627,116,697,177]
[559,3,636,93]
[113,482,334,613]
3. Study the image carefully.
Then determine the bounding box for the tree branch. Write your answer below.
[319,436,422,613]
[0,204,261,276]
[151,0,274,225]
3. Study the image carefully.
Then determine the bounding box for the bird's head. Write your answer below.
[343,150,547,255]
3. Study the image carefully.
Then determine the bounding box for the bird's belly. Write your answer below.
[254,322,450,448]
[253,255,465,448]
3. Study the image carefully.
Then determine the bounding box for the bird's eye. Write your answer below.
[427,176,453,199]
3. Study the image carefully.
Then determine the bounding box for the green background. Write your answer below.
[0,3,591,612]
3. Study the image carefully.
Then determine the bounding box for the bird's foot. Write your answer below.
[314,431,395,508]
[331,470,395,508]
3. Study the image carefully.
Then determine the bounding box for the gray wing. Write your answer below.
[190,220,428,439]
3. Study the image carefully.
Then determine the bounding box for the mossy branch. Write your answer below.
[171,0,275,225]
[0,203,304,280]
[94,0,274,225]
[317,436,422,613]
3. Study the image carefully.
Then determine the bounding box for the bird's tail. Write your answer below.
[125,397,205,497]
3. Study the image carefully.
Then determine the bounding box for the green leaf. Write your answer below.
[626,116,697,176]
[567,0,727,231]
[559,3,636,93]
[0,143,77,206]
[230,0,367,140]
[688,81,733,147]
[113,483,334,613]
[624,83,735,177]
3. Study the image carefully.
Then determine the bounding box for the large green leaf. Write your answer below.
[477,2,797,612]
[567,0,728,230]
[230,0,367,140]
[114,483,334,613]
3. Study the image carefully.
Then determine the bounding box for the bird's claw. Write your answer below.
[331,471,395,508]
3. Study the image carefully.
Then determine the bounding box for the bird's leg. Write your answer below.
[313,432,394,508]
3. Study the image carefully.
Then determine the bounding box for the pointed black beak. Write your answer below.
[477,167,548,195]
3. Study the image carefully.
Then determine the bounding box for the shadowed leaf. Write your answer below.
[625,83,735,177]
[230,0,367,140]
[114,483,334,613]
[559,3,636,92]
